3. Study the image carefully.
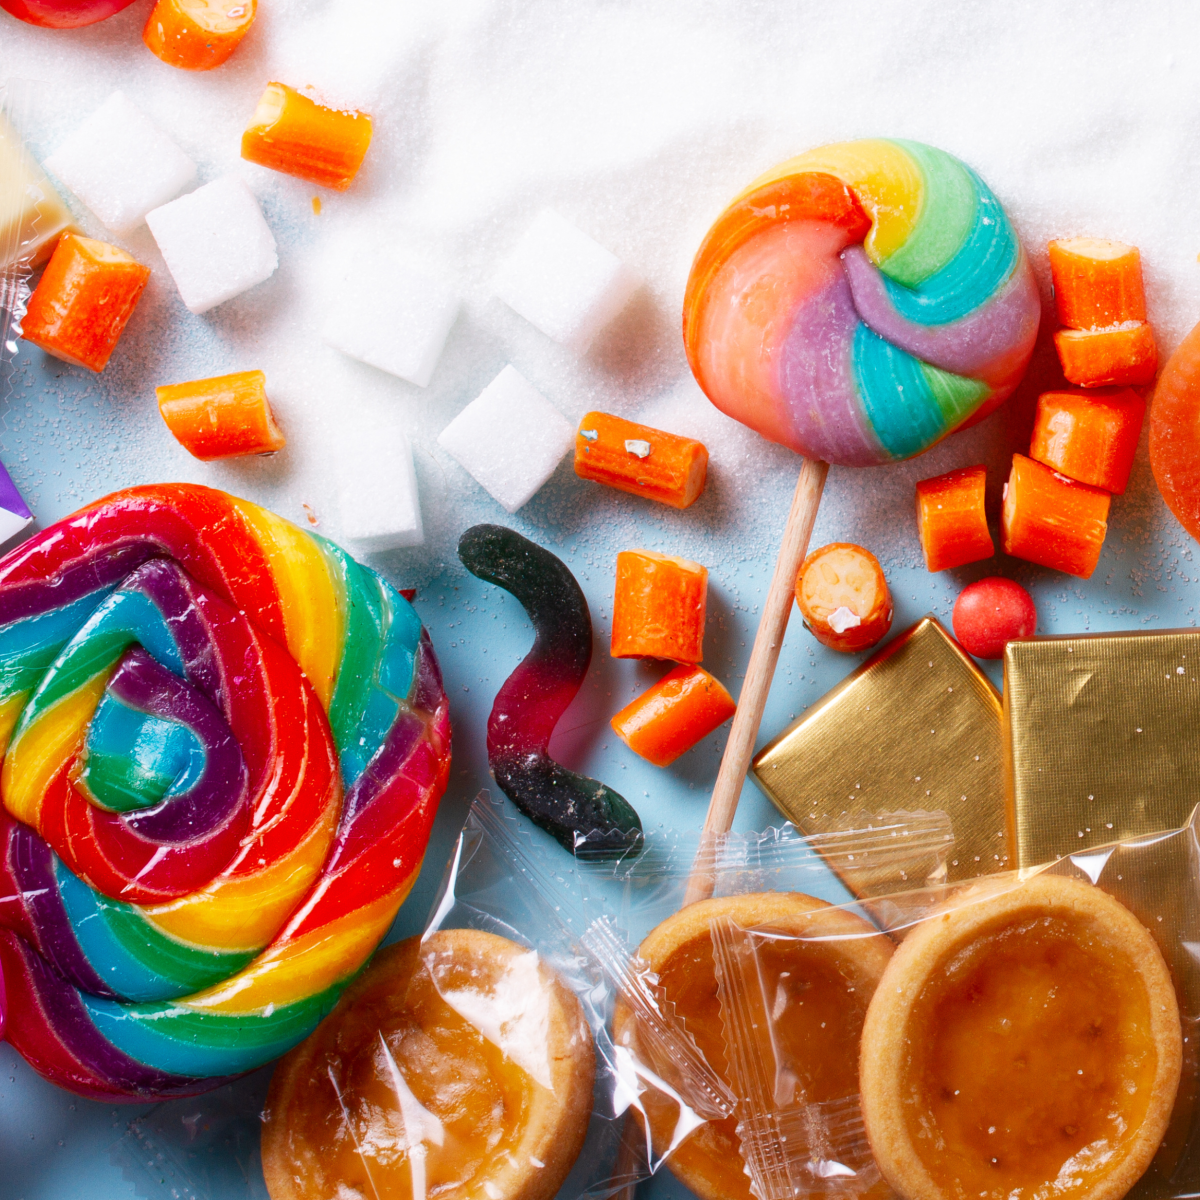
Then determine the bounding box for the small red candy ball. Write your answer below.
[952,577,1036,660]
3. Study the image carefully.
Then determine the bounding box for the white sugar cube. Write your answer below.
[323,255,458,387]
[334,411,423,550]
[493,209,638,353]
[43,92,196,237]
[145,177,278,315]
[437,366,573,513]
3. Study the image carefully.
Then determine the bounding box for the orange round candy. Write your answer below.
[1150,318,1200,542]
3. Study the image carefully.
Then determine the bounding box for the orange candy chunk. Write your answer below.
[157,370,285,460]
[1048,238,1147,330]
[1030,389,1144,494]
[21,233,150,372]
[575,412,708,509]
[795,542,892,653]
[1150,317,1200,544]
[1002,454,1110,579]
[143,0,256,71]
[1054,324,1158,388]
[611,550,707,663]
[915,465,994,573]
[241,83,372,191]
[611,665,736,767]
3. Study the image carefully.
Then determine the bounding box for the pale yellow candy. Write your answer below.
[0,111,75,269]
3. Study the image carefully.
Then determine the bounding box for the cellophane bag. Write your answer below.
[711,808,1200,1200]
[573,811,956,1195]
[0,80,71,393]
[113,790,717,1200]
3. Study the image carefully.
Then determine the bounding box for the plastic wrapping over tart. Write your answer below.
[574,812,956,1198]
[711,811,1200,1200]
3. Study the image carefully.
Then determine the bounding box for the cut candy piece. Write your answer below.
[1054,324,1157,388]
[915,465,994,572]
[145,176,277,314]
[143,0,257,71]
[1030,389,1144,494]
[242,83,372,191]
[796,542,893,653]
[334,409,423,550]
[322,255,458,387]
[0,458,32,545]
[437,366,574,513]
[1002,453,1110,579]
[611,665,736,768]
[157,370,285,460]
[43,92,196,237]
[21,233,150,372]
[493,209,638,353]
[611,549,707,662]
[1048,238,1147,330]
[0,111,75,268]
[611,549,707,663]
[574,410,708,508]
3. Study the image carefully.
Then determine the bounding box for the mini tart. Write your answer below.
[613,891,893,1200]
[860,874,1182,1200]
[262,929,595,1200]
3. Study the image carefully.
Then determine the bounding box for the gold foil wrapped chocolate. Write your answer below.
[752,616,1009,888]
[1003,629,1200,868]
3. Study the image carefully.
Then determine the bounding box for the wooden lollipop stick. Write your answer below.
[684,456,829,904]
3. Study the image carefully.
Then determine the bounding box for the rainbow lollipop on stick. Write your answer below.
[682,139,1039,897]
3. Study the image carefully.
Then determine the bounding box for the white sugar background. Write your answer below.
[4,4,1200,1198]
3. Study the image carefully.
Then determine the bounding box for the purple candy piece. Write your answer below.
[0,458,31,522]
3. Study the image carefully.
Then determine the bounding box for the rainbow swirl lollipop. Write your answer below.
[684,139,1040,466]
[0,484,450,1101]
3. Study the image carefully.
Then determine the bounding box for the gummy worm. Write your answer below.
[458,524,641,855]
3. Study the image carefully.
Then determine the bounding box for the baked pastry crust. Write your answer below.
[614,891,893,1200]
[860,873,1182,1200]
[262,928,595,1200]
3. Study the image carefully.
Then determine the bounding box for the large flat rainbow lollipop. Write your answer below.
[0,484,450,1100]
[682,140,1039,885]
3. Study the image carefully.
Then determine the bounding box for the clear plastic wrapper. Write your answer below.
[112,791,723,1200]
[712,809,1200,1200]
[0,81,73,391]
[574,812,956,1199]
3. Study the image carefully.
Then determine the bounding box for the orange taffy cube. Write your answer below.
[1054,324,1158,388]
[21,233,150,372]
[241,83,372,191]
[1030,389,1144,495]
[611,549,707,663]
[1048,238,1147,330]
[157,370,286,461]
[575,412,708,509]
[1002,454,1110,579]
[611,664,736,767]
[915,465,994,572]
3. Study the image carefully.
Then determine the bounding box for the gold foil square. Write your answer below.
[1003,630,1200,868]
[752,616,1009,887]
